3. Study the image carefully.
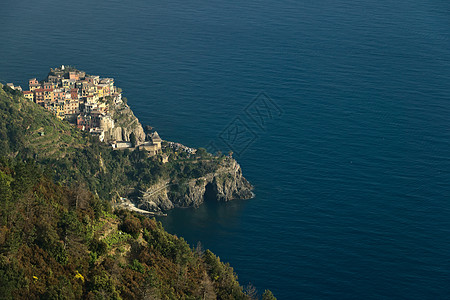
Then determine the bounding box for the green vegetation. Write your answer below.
[0,84,88,159]
[129,132,137,148]
[2,85,23,97]
[0,158,274,299]
[262,290,277,300]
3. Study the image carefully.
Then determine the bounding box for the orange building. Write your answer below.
[64,99,79,115]
[29,78,40,91]
[69,72,78,80]
[70,88,79,100]
[53,89,65,103]
[34,88,54,106]
[69,71,85,80]
[43,82,53,90]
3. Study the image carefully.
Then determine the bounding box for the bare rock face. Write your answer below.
[107,126,145,144]
[103,103,145,143]
[137,180,173,212]
[212,160,254,201]
[138,159,254,212]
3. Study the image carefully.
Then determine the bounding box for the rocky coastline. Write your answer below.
[102,92,254,214]
[104,96,254,214]
[136,158,254,213]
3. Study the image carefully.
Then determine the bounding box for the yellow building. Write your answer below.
[56,103,65,120]
[23,91,34,101]
[97,85,104,98]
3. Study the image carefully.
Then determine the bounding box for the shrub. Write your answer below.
[120,214,141,239]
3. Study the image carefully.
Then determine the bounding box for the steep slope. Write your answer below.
[0,160,265,299]
[105,101,145,144]
[0,84,90,159]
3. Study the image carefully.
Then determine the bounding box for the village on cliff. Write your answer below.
[5,65,196,157]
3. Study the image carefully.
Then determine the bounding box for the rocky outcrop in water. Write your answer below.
[137,159,254,212]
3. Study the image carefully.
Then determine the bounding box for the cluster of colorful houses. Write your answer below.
[16,66,128,143]
[4,66,164,156]
[20,65,121,135]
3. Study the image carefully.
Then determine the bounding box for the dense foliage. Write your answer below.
[0,159,261,299]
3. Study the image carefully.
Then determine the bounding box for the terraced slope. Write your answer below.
[0,84,90,160]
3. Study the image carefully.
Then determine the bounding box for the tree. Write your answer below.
[195,241,204,257]
[0,171,12,205]
[129,132,137,147]
[196,148,208,158]
[244,283,258,299]
[262,289,277,300]
[121,214,141,238]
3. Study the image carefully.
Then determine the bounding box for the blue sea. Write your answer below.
[1,0,450,298]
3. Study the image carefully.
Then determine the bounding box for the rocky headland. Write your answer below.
[138,158,254,212]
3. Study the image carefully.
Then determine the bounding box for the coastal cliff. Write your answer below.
[103,102,145,143]
[138,158,253,212]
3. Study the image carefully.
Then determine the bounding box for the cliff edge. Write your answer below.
[138,158,254,212]
[104,101,145,144]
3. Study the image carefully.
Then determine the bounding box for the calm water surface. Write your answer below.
[1,0,450,298]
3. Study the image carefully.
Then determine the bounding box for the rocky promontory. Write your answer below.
[137,158,254,212]
[104,102,146,144]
